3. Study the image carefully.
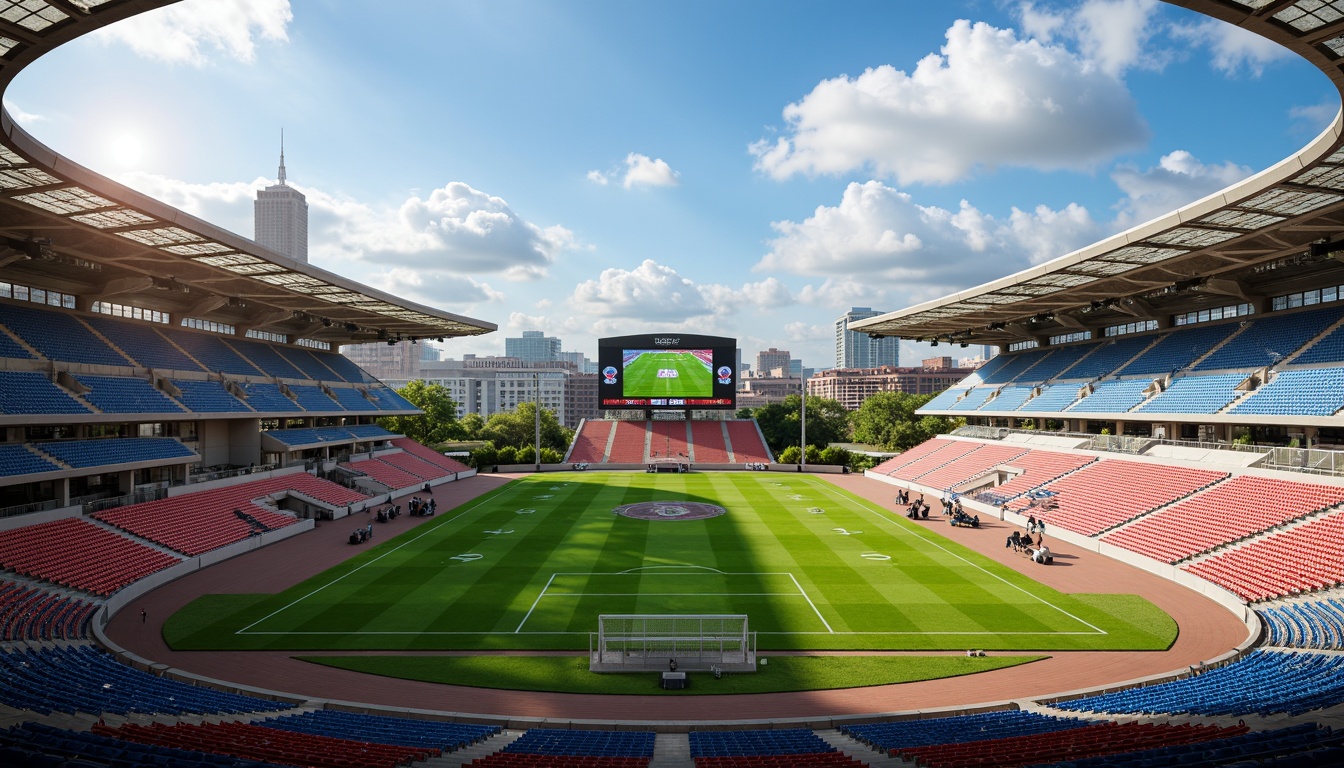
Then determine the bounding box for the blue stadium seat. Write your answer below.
[1018,382,1084,411]
[328,387,375,411]
[35,438,195,468]
[1066,378,1152,413]
[164,329,263,376]
[274,346,339,380]
[239,382,300,412]
[949,387,996,411]
[260,709,499,751]
[74,375,185,414]
[1231,368,1344,417]
[83,315,202,371]
[0,328,34,360]
[1195,306,1343,371]
[0,303,129,366]
[980,385,1035,412]
[366,386,417,410]
[288,385,343,411]
[1117,323,1239,376]
[841,710,1090,752]
[226,338,308,379]
[0,371,89,415]
[1057,334,1157,380]
[1013,342,1099,383]
[1136,372,1247,414]
[170,380,253,413]
[0,444,60,478]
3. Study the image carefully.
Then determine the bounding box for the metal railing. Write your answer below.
[186,463,278,485]
[0,498,61,519]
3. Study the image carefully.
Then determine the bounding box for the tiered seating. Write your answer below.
[1294,320,1344,364]
[889,440,980,482]
[608,420,651,463]
[1052,723,1344,768]
[1231,367,1344,416]
[226,337,308,378]
[289,384,343,411]
[1008,461,1227,536]
[0,518,179,595]
[0,581,96,640]
[979,385,1034,412]
[957,353,1014,385]
[469,728,654,767]
[650,420,690,459]
[164,330,262,375]
[93,474,359,555]
[870,437,955,475]
[96,721,432,768]
[1015,342,1098,382]
[979,348,1051,384]
[0,301,129,365]
[948,387,995,411]
[889,720,1243,768]
[841,709,1091,753]
[310,348,376,382]
[0,370,88,414]
[276,345,342,381]
[1066,378,1152,413]
[911,444,1030,491]
[1183,510,1344,601]
[1116,323,1239,376]
[1136,372,1247,414]
[1016,382,1084,411]
[975,450,1096,505]
[36,437,195,468]
[1058,334,1156,380]
[170,379,253,412]
[341,458,421,490]
[84,315,202,371]
[725,420,771,463]
[0,443,59,477]
[690,728,864,767]
[1194,305,1342,371]
[1260,597,1344,649]
[920,386,969,410]
[73,374,186,413]
[0,721,279,768]
[0,328,33,359]
[260,709,500,752]
[1055,649,1344,716]
[265,425,394,446]
[690,420,730,463]
[330,386,376,411]
[0,644,289,715]
[378,450,448,479]
[1101,475,1344,563]
[366,385,417,410]
[391,437,471,473]
[569,420,615,463]
[239,382,298,411]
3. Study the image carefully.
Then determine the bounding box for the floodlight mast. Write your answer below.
[800,378,807,470]
[535,371,541,472]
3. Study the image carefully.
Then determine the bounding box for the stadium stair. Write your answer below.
[813,729,905,768]
[648,732,691,768]
[438,729,526,767]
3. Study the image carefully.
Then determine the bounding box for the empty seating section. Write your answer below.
[97,721,431,768]
[0,328,32,359]
[1117,323,1238,376]
[1195,305,1342,371]
[277,345,342,380]
[569,420,615,463]
[691,728,863,767]
[289,384,343,411]
[378,451,450,480]
[650,420,690,459]
[1260,597,1344,649]
[391,437,471,473]
[1232,367,1344,416]
[1137,372,1247,414]
[472,728,655,767]
[0,443,59,477]
[93,474,359,555]
[920,386,968,410]
[976,450,1096,505]
[366,385,418,410]
[0,302,129,366]
[0,644,289,715]
[240,382,296,411]
[871,437,954,475]
[608,420,651,463]
[1101,476,1344,563]
[1066,378,1152,413]
[343,458,422,489]
[36,437,194,468]
[0,721,279,768]
[1183,511,1344,601]
[1295,319,1344,364]
[330,386,376,411]
[1009,461,1227,536]
[1016,342,1097,381]
[1058,335,1156,380]
[162,330,260,375]
[0,370,88,414]
[957,353,1013,385]
[912,444,1030,491]
[225,337,308,378]
[726,420,771,463]
[691,420,730,463]
[73,374,186,413]
[890,440,980,482]
[1017,382,1083,411]
[0,518,178,595]
[312,348,376,382]
[265,425,393,446]
[171,379,252,412]
[0,581,95,640]
[980,385,1033,412]
[979,348,1050,384]
[1056,649,1344,716]
[262,709,499,752]
[841,709,1091,753]
[1051,723,1344,768]
[84,315,201,370]
[948,387,995,411]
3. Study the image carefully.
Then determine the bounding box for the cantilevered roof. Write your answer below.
[0,0,495,345]
[855,0,1344,346]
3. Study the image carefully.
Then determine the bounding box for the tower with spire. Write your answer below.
[254,130,309,262]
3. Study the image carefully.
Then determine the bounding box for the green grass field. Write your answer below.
[165,473,1175,654]
[622,350,713,397]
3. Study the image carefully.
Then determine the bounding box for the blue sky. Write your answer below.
[3,0,1337,369]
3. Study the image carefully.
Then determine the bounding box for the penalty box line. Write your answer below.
[513,570,834,634]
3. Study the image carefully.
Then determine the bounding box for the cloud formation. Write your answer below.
[1110,150,1252,226]
[751,19,1148,184]
[588,153,681,189]
[92,0,292,65]
[1171,16,1293,76]
[1020,0,1163,77]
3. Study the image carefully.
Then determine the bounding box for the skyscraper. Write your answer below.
[756,347,792,377]
[835,307,900,369]
[254,133,309,262]
[505,330,562,363]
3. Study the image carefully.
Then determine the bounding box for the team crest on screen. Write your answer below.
[717,366,733,384]
[602,366,618,384]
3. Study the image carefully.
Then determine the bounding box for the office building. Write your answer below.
[254,136,308,262]
[835,307,900,369]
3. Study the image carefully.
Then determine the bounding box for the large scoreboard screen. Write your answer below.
[597,334,736,410]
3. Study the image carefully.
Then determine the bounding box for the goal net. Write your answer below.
[589,614,756,673]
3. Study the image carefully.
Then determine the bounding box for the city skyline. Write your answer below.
[4,0,1333,369]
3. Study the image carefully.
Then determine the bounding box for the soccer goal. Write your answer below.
[589,614,756,673]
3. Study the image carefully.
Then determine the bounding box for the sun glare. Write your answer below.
[108,131,148,167]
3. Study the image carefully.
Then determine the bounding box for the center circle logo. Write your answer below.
[613,501,726,522]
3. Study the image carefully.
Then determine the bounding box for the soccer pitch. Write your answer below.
[165,473,1175,653]
[622,350,713,398]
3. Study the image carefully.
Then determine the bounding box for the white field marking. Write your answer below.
[237,481,530,635]
[618,565,726,574]
[786,572,834,634]
[242,628,1098,636]
[514,572,558,633]
[807,479,1106,635]
[539,593,805,597]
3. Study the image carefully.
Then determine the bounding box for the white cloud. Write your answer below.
[1111,150,1253,226]
[571,260,709,321]
[751,19,1148,185]
[93,0,292,65]
[796,279,887,308]
[2,101,45,126]
[367,268,503,308]
[1021,0,1163,77]
[622,153,680,189]
[586,170,609,185]
[1171,17,1292,77]
[782,322,832,343]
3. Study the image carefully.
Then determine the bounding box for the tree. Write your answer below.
[457,412,485,441]
[469,443,498,469]
[377,380,460,445]
[752,395,849,454]
[479,402,573,452]
[851,391,962,451]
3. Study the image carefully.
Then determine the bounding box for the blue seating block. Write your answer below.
[84,316,201,372]
[1118,323,1239,376]
[1196,306,1343,371]
[36,438,194,469]
[288,385,342,411]
[170,380,253,413]
[262,709,499,751]
[1066,379,1151,413]
[1136,373,1246,414]
[0,444,59,477]
[1231,368,1344,417]
[74,375,185,414]
[0,303,129,366]
[503,728,656,757]
[0,371,89,415]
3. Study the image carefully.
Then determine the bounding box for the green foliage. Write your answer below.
[541,447,564,463]
[848,453,879,472]
[496,445,518,465]
[479,402,573,452]
[457,412,485,441]
[470,444,498,469]
[850,391,961,450]
[777,445,800,464]
[376,380,461,444]
[517,445,536,464]
[753,395,849,454]
[817,445,851,466]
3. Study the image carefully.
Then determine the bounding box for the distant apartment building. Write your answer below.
[340,340,439,382]
[806,366,974,411]
[756,347,791,377]
[835,307,900,369]
[922,356,954,370]
[389,356,580,427]
[564,372,600,429]
[505,330,562,363]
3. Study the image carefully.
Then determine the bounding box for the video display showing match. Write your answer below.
[597,333,736,410]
